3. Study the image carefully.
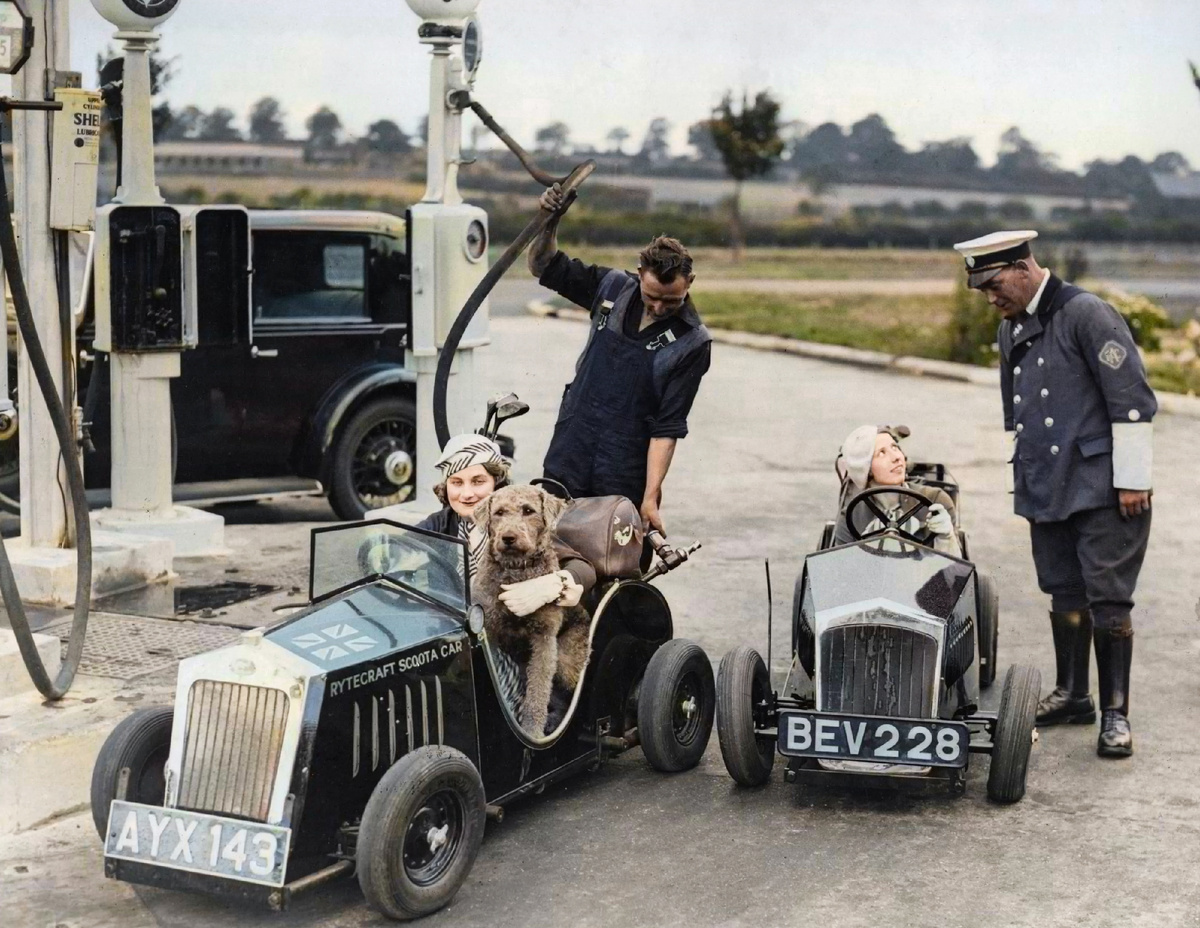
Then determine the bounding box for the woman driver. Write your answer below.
[415,433,596,613]
[832,425,962,557]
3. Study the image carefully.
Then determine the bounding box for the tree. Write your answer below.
[534,121,570,156]
[605,126,630,154]
[687,119,721,161]
[638,117,672,164]
[305,106,342,157]
[993,127,1057,182]
[159,104,203,141]
[910,137,980,178]
[248,97,287,144]
[197,107,241,142]
[1150,151,1191,175]
[707,90,785,258]
[846,113,906,172]
[365,119,412,155]
[789,121,847,170]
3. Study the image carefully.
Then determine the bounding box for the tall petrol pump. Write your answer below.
[88,0,238,556]
[401,0,490,510]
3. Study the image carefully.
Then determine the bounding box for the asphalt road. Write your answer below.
[4,310,1200,928]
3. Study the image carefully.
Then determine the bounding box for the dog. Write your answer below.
[472,484,591,735]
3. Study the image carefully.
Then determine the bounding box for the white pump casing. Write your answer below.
[404,0,480,27]
[89,0,181,31]
[407,202,490,356]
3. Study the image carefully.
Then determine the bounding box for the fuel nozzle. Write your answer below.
[642,530,701,581]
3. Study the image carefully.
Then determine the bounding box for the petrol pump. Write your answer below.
[87,0,237,556]
[401,0,491,511]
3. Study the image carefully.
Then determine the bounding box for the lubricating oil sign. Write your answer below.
[50,88,103,231]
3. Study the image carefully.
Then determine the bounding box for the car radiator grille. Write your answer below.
[177,680,290,822]
[819,625,938,717]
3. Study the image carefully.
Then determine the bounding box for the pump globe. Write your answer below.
[404,0,481,26]
[89,0,181,31]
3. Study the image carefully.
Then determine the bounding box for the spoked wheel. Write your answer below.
[329,397,417,520]
[717,646,775,787]
[637,639,715,773]
[358,746,485,920]
[987,665,1041,804]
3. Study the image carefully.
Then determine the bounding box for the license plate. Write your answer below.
[777,711,969,768]
[104,801,291,887]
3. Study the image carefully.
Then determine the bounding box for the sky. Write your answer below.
[65,0,1200,172]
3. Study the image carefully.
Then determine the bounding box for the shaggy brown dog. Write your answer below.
[472,485,591,734]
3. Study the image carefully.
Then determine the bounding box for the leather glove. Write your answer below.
[556,571,583,608]
[925,503,953,537]
[498,572,566,617]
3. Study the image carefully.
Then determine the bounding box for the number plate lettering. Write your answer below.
[776,711,968,768]
[104,801,291,887]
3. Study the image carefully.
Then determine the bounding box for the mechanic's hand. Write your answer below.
[640,498,666,537]
[499,573,565,617]
[555,570,583,608]
[539,183,569,213]
[1118,489,1152,519]
[925,503,954,536]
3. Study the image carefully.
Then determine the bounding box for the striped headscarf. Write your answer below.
[435,434,505,478]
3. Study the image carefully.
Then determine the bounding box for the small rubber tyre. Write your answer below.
[987,664,1041,804]
[716,646,775,787]
[637,638,715,773]
[977,571,1000,689]
[328,396,417,521]
[90,706,174,841]
[357,745,486,921]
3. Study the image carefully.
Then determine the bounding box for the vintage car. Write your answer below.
[90,507,714,919]
[716,462,1040,803]
[3,209,423,519]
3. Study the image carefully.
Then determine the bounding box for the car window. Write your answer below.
[253,232,370,322]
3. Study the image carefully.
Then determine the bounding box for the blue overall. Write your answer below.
[543,270,709,504]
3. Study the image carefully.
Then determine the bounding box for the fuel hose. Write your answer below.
[0,129,93,700]
[432,95,595,447]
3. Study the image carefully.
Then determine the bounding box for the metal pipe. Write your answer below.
[278,858,354,905]
[485,804,504,822]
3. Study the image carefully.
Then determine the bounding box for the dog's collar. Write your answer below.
[493,553,543,571]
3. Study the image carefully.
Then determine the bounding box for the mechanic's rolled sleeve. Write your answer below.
[538,251,613,314]
[650,341,711,439]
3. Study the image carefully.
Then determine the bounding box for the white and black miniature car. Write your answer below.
[91,515,713,920]
[716,462,1041,802]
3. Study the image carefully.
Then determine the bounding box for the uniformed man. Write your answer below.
[954,230,1155,758]
[528,183,712,536]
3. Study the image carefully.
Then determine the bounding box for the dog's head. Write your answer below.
[473,484,568,561]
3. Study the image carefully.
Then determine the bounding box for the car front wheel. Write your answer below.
[637,639,715,773]
[329,396,417,521]
[987,664,1041,804]
[90,706,174,841]
[357,745,486,921]
[977,571,1000,689]
[717,646,775,787]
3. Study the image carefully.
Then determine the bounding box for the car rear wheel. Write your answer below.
[637,639,715,773]
[987,664,1041,804]
[716,646,775,787]
[90,706,174,841]
[357,745,486,921]
[977,572,1000,688]
[329,396,417,521]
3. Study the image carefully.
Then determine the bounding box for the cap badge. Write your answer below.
[965,256,975,267]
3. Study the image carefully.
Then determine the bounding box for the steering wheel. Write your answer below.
[844,486,936,545]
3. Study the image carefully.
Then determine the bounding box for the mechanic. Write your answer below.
[833,424,962,556]
[528,183,712,536]
[954,230,1155,758]
[416,434,596,614]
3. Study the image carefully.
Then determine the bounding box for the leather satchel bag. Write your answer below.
[554,495,644,580]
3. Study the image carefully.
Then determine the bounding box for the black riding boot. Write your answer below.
[1094,628,1134,758]
[1036,610,1096,726]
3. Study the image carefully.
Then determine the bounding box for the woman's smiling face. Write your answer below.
[445,464,496,518]
[870,432,907,486]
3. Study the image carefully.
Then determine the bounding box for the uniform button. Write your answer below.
[1014,395,1021,404]
[1129,409,1141,422]
[1014,366,1021,375]
[1025,341,1032,347]
[1038,357,1044,366]
[1044,417,1054,427]
[1016,424,1024,432]
[1051,445,1060,455]
[1040,388,1049,397]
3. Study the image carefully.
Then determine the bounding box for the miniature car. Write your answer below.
[716,461,1040,803]
[90,513,713,919]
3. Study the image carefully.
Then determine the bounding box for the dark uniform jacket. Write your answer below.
[999,274,1157,523]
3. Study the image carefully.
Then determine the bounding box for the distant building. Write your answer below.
[155,141,305,175]
[1151,171,1200,201]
